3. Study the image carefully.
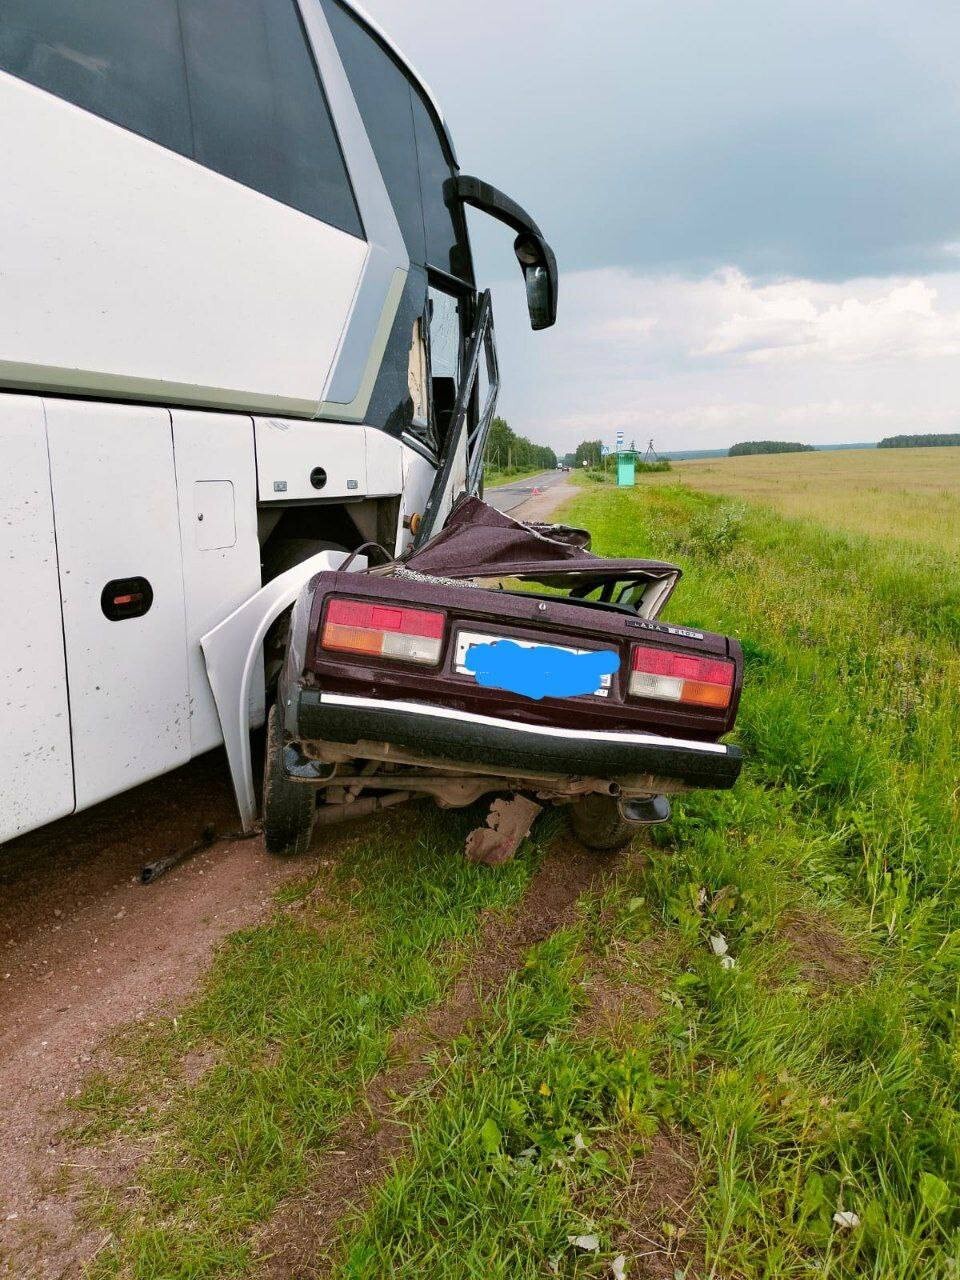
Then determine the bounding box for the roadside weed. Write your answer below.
[554,483,960,1277]
[69,474,960,1279]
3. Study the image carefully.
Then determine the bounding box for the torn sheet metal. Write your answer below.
[402,496,681,602]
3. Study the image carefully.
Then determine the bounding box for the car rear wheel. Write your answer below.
[568,794,637,852]
[263,705,315,857]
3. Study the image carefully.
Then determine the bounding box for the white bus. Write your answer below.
[0,0,556,844]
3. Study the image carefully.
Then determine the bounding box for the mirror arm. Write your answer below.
[445,175,545,240]
[444,175,558,330]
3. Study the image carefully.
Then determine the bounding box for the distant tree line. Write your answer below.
[574,439,603,468]
[484,417,556,472]
[878,434,960,449]
[729,441,816,457]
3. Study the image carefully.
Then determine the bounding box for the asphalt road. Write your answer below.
[485,468,570,514]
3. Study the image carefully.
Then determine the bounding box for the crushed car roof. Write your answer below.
[401,496,682,589]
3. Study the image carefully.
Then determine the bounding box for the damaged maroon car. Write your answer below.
[265,497,743,860]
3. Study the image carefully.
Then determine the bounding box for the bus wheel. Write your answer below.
[568,794,636,852]
[262,705,315,857]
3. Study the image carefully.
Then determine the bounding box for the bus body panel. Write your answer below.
[0,395,75,843]
[0,398,426,844]
[253,416,408,509]
[172,411,262,757]
[45,400,192,809]
[254,418,369,502]
[363,428,404,498]
[0,71,368,416]
[0,0,505,846]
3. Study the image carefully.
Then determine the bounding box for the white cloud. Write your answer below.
[700,273,960,362]
[491,266,960,453]
[590,315,660,340]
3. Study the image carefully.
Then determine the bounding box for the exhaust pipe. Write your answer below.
[313,791,413,827]
[619,794,671,825]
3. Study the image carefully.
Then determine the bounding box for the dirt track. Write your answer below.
[0,745,310,1276]
[0,483,574,1277]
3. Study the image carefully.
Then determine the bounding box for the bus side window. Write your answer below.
[0,0,192,155]
[412,93,470,281]
[321,0,425,263]
[0,0,362,237]
[178,0,362,236]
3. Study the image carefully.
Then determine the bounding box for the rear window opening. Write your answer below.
[383,565,664,619]
[498,585,644,618]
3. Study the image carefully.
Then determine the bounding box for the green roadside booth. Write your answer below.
[616,450,638,486]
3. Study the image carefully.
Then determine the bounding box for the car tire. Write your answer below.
[568,794,637,852]
[263,704,315,857]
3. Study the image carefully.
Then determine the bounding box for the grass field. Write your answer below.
[62,452,960,1279]
[666,446,960,552]
[483,464,552,488]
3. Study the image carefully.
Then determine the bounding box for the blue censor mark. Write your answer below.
[464,640,619,701]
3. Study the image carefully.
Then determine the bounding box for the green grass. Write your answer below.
[552,484,960,1278]
[338,926,670,1279]
[75,805,543,1279]
[335,483,960,1277]
[577,460,672,485]
[333,879,691,1279]
[69,478,960,1279]
[484,464,552,488]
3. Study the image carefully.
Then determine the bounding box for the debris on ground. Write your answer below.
[568,1232,600,1252]
[464,796,543,865]
[709,933,736,968]
[833,1209,860,1229]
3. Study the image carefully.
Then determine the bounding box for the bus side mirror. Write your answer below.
[514,232,557,331]
[445,175,558,330]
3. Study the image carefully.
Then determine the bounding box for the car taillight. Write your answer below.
[629,646,735,709]
[321,598,445,665]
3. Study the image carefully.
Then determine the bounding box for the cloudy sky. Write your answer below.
[366,0,960,454]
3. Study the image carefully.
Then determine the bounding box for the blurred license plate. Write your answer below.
[454,630,611,698]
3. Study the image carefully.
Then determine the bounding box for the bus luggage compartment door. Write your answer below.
[172,410,261,757]
[45,401,191,811]
[0,395,74,843]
